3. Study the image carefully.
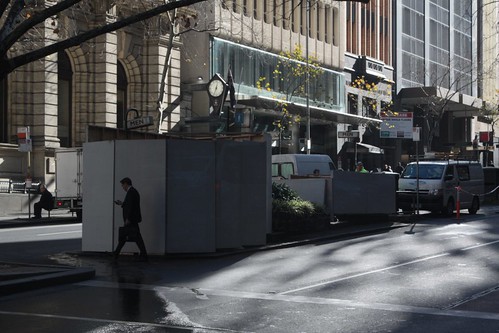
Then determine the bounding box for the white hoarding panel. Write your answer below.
[115,140,167,255]
[82,141,115,252]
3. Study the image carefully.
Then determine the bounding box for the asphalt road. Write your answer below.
[0,209,499,332]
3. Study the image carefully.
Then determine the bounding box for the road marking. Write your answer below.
[0,309,249,332]
[37,230,81,236]
[77,280,499,322]
[461,239,499,251]
[281,238,499,295]
[280,252,451,295]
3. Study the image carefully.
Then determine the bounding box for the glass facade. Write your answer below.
[428,0,450,88]
[211,37,345,111]
[401,0,425,87]
[452,0,472,95]
[399,0,474,94]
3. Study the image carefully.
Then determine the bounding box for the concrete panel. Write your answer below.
[215,141,242,249]
[276,178,327,207]
[240,141,269,246]
[82,141,115,252]
[166,140,216,253]
[115,140,167,255]
[0,193,30,215]
[332,171,396,215]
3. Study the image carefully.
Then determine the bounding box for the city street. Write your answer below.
[1,208,499,332]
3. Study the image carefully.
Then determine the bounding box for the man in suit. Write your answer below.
[33,184,53,219]
[113,177,148,261]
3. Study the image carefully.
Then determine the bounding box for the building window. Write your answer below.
[57,51,72,147]
[117,62,128,129]
[0,76,6,143]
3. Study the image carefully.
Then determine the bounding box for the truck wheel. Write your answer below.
[468,197,479,215]
[442,198,454,216]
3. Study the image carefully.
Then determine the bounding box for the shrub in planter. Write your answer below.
[272,182,330,232]
[272,182,299,201]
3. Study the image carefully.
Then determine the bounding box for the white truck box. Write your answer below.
[54,148,83,219]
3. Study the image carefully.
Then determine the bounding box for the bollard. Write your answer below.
[455,186,461,220]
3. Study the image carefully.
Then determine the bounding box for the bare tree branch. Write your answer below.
[0,0,83,57]
[0,0,208,78]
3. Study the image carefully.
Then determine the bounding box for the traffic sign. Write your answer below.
[338,131,359,138]
[126,116,154,129]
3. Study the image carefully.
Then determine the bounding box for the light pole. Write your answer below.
[305,0,311,154]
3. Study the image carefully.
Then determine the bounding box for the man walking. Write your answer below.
[113,177,148,261]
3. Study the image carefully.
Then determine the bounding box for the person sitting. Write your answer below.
[33,184,53,219]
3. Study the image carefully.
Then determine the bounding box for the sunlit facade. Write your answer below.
[394,0,484,160]
[182,0,383,158]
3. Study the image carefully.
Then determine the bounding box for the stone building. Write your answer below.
[0,0,181,184]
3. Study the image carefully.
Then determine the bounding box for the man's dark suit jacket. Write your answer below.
[39,189,53,209]
[121,186,142,224]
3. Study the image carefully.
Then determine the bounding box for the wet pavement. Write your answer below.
[0,210,416,296]
[1,206,499,332]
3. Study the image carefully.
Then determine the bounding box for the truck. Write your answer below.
[54,148,83,220]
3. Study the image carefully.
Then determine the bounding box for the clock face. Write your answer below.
[208,79,225,97]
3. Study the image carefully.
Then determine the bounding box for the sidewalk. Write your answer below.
[0,209,78,227]
[1,204,498,296]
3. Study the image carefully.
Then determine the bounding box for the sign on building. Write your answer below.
[380,112,413,139]
[126,116,154,130]
[17,127,32,152]
[338,131,360,138]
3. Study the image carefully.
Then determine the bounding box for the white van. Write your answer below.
[397,160,484,215]
[272,154,336,179]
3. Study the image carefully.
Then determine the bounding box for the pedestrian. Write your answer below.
[394,162,405,174]
[33,184,53,219]
[382,164,393,172]
[355,161,369,173]
[113,177,148,261]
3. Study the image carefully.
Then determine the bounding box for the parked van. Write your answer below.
[397,160,484,215]
[272,154,336,179]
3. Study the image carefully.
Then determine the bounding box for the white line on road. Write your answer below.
[36,230,81,236]
[280,252,451,295]
[0,309,247,332]
[77,280,499,322]
[460,239,499,251]
[281,237,499,295]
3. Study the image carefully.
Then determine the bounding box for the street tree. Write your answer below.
[0,0,208,82]
[256,44,324,152]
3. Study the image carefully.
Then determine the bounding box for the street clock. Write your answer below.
[206,73,227,115]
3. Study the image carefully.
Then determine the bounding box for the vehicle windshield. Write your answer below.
[400,164,445,179]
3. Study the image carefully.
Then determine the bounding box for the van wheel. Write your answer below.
[468,197,479,215]
[442,199,454,216]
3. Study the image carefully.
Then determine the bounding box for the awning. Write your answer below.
[398,86,483,117]
[236,95,382,125]
[341,142,384,154]
[356,142,384,154]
